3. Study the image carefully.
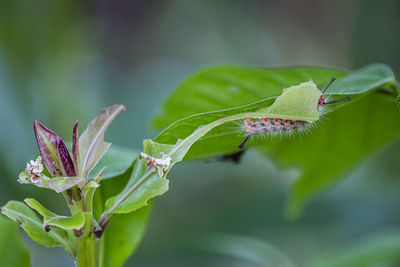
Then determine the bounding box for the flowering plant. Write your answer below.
[2,104,127,266]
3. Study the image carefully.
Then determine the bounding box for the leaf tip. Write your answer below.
[33,119,40,128]
[73,120,79,134]
[33,120,52,134]
[32,120,40,137]
[119,104,127,111]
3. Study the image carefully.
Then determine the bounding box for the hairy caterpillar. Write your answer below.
[238,78,350,149]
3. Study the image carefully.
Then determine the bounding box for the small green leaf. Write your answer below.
[83,167,104,196]
[93,163,136,221]
[1,201,75,258]
[24,198,85,230]
[79,104,126,178]
[0,216,31,267]
[83,168,104,216]
[104,140,172,214]
[18,171,31,183]
[17,170,50,189]
[48,176,85,193]
[82,180,100,196]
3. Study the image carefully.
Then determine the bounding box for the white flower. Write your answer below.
[25,156,44,183]
[154,153,171,177]
[141,152,171,177]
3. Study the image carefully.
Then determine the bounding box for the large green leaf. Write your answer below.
[1,201,75,258]
[0,216,31,267]
[198,233,295,267]
[152,65,348,128]
[310,230,400,267]
[101,206,150,267]
[153,64,396,159]
[151,64,399,216]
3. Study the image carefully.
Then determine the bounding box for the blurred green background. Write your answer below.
[1,0,400,266]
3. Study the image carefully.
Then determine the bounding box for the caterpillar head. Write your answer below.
[318,78,351,107]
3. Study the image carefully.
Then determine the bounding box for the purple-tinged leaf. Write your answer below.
[79,104,126,178]
[48,177,85,193]
[33,120,62,176]
[56,137,76,177]
[72,120,80,176]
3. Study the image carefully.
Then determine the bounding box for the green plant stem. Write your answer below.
[63,184,98,266]
[76,189,98,267]
[98,231,106,267]
[76,235,97,267]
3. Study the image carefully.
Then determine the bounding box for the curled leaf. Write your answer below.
[17,171,50,189]
[72,120,80,176]
[48,176,85,193]
[33,120,62,176]
[17,171,31,184]
[56,137,75,177]
[79,104,126,178]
